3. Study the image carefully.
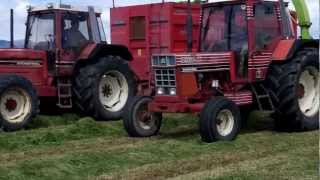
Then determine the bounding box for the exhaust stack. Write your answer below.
[10,9,14,48]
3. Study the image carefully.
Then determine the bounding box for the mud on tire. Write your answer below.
[73,56,136,120]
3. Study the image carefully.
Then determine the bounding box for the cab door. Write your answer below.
[248,2,282,81]
[56,12,91,75]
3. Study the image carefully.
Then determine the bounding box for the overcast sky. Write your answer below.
[0,0,318,40]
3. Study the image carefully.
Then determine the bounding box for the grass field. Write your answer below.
[0,112,318,180]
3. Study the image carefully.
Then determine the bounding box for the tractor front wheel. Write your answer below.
[199,97,241,143]
[123,96,162,137]
[73,56,136,120]
[0,75,39,131]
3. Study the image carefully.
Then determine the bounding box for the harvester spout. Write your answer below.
[290,0,312,39]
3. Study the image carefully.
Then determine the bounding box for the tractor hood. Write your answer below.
[152,52,234,73]
[0,48,46,61]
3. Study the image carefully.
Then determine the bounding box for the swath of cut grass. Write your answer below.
[0,112,316,180]
[26,113,80,129]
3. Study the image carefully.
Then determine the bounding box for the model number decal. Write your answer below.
[180,56,195,64]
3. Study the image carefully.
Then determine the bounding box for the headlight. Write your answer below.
[152,55,176,66]
[156,87,165,95]
[169,88,176,95]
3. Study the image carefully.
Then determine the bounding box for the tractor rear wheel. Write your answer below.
[123,96,162,137]
[73,56,136,120]
[0,75,39,131]
[199,97,241,143]
[266,48,319,131]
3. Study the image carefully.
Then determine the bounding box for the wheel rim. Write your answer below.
[216,109,234,136]
[99,71,129,112]
[297,67,319,117]
[136,102,155,130]
[0,87,32,123]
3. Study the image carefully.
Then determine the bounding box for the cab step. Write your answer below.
[250,84,274,111]
[57,78,73,109]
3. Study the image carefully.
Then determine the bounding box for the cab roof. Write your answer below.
[27,3,102,13]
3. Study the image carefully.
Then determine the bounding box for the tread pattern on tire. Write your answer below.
[265,48,319,131]
[73,56,136,120]
[199,97,241,143]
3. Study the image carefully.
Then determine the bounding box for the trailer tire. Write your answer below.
[199,97,241,143]
[73,56,136,120]
[0,75,39,131]
[266,48,319,131]
[123,96,162,137]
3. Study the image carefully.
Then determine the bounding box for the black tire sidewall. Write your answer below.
[0,75,39,131]
[200,97,241,142]
[74,56,137,120]
[123,96,162,137]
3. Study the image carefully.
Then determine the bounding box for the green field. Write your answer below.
[0,112,317,180]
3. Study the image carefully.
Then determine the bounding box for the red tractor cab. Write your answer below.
[0,4,136,131]
[123,0,319,142]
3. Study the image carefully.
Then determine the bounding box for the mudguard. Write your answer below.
[272,39,319,61]
[78,43,133,61]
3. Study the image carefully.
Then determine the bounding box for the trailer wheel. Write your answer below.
[123,96,162,137]
[73,56,136,120]
[0,75,39,131]
[199,97,241,143]
[266,48,319,131]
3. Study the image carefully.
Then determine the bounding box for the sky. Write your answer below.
[0,0,318,40]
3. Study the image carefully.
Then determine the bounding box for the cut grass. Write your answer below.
[0,112,317,180]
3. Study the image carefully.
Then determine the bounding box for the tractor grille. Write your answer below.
[154,68,176,88]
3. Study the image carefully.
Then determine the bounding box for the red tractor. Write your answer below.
[0,4,136,131]
[123,0,319,142]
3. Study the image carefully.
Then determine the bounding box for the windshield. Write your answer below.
[26,13,55,50]
[200,4,247,53]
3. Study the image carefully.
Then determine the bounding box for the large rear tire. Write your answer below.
[199,97,241,143]
[73,56,136,120]
[0,75,39,131]
[123,96,162,137]
[265,48,319,131]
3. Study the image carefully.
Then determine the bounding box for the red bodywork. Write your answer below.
[0,48,56,96]
[0,9,113,100]
[111,2,201,94]
[111,1,298,114]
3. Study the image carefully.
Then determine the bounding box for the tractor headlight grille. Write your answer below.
[152,55,176,66]
[154,68,177,96]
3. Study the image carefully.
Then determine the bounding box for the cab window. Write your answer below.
[254,2,281,50]
[97,17,107,43]
[201,5,247,54]
[62,12,90,51]
[26,13,55,50]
